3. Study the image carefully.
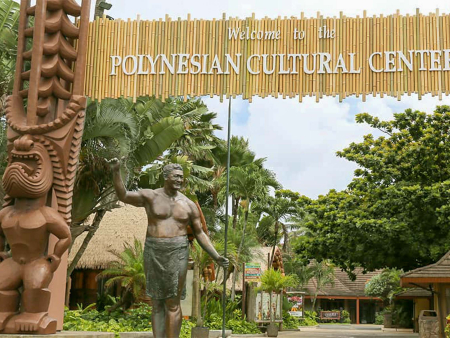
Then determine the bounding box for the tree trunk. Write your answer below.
[230,270,237,301]
[231,209,249,301]
[281,222,289,253]
[312,291,318,312]
[270,221,280,267]
[67,209,106,277]
[269,292,273,322]
[232,196,240,229]
[212,190,219,212]
[192,261,201,322]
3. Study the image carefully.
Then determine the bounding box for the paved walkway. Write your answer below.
[234,328,418,338]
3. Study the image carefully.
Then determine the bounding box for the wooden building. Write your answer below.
[401,250,450,338]
[303,268,383,324]
[396,288,432,332]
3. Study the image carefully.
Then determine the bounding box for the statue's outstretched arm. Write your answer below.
[110,158,148,207]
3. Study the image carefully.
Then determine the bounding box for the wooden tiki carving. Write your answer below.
[0,0,91,334]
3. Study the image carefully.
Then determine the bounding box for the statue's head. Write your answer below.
[162,163,184,190]
[3,135,53,198]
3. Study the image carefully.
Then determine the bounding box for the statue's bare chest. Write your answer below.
[150,196,190,223]
[0,207,48,243]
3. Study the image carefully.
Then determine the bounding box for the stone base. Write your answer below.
[0,332,115,338]
[120,333,153,338]
[209,330,232,338]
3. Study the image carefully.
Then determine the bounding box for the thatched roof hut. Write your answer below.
[68,204,148,270]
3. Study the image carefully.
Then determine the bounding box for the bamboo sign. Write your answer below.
[84,10,450,102]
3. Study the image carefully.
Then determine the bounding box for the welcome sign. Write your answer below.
[84,10,450,102]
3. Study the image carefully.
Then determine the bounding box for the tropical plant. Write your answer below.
[283,256,314,290]
[97,238,146,311]
[365,269,403,306]
[167,97,222,162]
[256,269,298,323]
[254,190,300,263]
[309,260,335,311]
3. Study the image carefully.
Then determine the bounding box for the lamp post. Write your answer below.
[94,0,113,19]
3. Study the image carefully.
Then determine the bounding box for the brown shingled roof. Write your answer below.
[396,288,432,298]
[303,267,381,297]
[401,250,450,286]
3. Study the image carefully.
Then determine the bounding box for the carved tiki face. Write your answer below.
[3,135,53,199]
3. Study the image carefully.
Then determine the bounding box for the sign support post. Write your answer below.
[222,97,232,338]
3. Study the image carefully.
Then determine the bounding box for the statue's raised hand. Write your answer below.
[108,157,121,172]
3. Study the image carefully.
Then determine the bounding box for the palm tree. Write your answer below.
[310,260,335,311]
[225,163,280,299]
[168,98,222,163]
[213,137,263,229]
[255,193,300,265]
[257,269,298,323]
[97,238,146,311]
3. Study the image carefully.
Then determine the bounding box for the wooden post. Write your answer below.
[242,262,246,319]
[356,298,360,324]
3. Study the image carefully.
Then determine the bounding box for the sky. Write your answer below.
[103,0,450,198]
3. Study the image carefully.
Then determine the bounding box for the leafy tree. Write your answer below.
[97,238,146,311]
[297,107,450,273]
[365,269,403,306]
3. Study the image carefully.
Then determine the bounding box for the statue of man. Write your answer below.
[110,160,229,338]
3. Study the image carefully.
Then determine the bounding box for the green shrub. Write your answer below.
[282,310,318,328]
[375,312,384,325]
[283,311,300,329]
[204,311,260,334]
[64,303,153,338]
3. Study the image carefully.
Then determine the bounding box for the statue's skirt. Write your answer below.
[143,235,189,300]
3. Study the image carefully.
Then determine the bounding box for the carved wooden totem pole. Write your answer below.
[0,0,91,334]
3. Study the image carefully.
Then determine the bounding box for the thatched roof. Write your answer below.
[69,204,148,270]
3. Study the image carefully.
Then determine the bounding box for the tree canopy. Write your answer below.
[296,106,450,273]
